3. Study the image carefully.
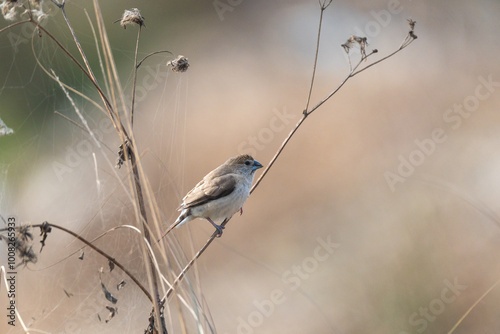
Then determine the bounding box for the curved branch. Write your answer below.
[0,223,152,302]
[0,19,31,35]
[136,50,174,69]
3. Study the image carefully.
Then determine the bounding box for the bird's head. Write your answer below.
[227,154,263,175]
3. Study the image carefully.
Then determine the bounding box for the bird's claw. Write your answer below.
[207,218,225,237]
[215,224,225,237]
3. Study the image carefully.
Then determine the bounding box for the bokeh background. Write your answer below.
[1,0,500,333]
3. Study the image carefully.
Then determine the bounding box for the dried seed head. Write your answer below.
[116,140,132,169]
[341,42,351,54]
[117,8,145,29]
[167,55,189,73]
[1,0,46,22]
[342,35,368,57]
[7,224,38,267]
[0,117,14,136]
[407,18,416,32]
[1,0,22,21]
[39,221,51,253]
[18,225,33,242]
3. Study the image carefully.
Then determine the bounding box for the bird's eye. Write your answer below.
[244,160,251,166]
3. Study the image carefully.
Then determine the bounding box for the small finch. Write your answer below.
[164,154,263,237]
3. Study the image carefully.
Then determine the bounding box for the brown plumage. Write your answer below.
[164,154,263,237]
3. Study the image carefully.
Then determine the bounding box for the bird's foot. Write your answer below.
[214,224,225,237]
[207,218,225,237]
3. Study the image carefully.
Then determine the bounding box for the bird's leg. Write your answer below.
[207,218,225,237]
[240,208,243,215]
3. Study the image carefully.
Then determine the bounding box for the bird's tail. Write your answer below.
[157,209,190,242]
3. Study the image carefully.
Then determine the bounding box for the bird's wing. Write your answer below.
[180,173,237,209]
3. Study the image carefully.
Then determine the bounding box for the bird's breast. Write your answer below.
[191,180,251,223]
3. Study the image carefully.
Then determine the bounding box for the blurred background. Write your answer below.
[1,0,500,333]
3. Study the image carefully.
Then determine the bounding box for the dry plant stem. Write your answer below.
[56,4,163,330]
[162,227,221,301]
[252,50,371,192]
[304,0,332,112]
[0,4,164,331]
[162,32,416,302]
[31,5,162,330]
[92,0,129,118]
[130,150,166,334]
[136,50,174,69]
[30,21,124,136]
[351,39,414,77]
[0,19,31,34]
[55,1,129,138]
[447,278,500,333]
[84,8,113,107]
[124,23,166,334]
[130,25,142,128]
[0,223,152,302]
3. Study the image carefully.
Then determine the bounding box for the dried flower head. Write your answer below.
[116,139,132,169]
[407,19,417,40]
[341,35,368,58]
[2,224,38,267]
[167,55,189,73]
[1,0,22,21]
[407,18,416,32]
[116,8,145,29]
[18,224,33,242]
[1,0,47,22]
[39,221,51,252]
[16,243,37,267]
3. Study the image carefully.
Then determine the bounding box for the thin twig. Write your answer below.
[162,227,220,301]
[0,19,31,35]
[448,278,500,333]
[304,3,328,112]
[130,152,166,333]
[351,36,416,77]
[57,1,131,140]
[137,50,174,69]
[93,0,129,120]
[130,25,142,128]
[85,8,113,105]
[30,20,124,136]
